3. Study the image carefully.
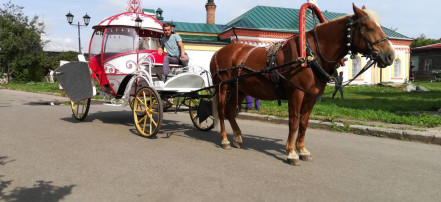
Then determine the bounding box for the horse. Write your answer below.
[209,4,395,166]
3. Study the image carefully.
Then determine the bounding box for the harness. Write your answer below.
[211,5,391,101]
[266,41,288,102]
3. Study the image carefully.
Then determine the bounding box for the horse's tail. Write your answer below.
[212,93,219,130]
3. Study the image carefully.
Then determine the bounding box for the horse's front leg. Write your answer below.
[286,96,302,166]
[226,91,246,148]
[218,84,231,149]
[297,108,313,161]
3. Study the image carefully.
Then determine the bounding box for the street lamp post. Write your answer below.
[65,11,91,54]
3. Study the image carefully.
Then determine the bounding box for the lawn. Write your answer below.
[1,81,64,95]
[254,82,441,127]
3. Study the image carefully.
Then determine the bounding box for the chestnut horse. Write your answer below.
[209,4,395,165]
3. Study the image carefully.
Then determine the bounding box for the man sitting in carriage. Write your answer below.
[157,22,189,81]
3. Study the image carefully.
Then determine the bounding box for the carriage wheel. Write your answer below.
[71,98,91,121]
[189,90,214,131]
[129,97,134,110]
[133,87,163,137]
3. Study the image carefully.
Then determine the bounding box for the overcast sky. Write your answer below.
[3,0,440,52]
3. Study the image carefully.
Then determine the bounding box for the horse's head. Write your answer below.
[349,4,395,68]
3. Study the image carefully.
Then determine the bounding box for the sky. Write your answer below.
[3,0,441,53]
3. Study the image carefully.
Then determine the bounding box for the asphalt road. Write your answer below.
[1,88,440,202]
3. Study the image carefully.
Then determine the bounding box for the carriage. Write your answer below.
[56,11,215,137]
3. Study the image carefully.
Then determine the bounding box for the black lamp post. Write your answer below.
[65,11,91,54]
[135,16,142,30]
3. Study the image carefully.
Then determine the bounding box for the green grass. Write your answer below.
[1,81,65,95]
[254,82,441,127]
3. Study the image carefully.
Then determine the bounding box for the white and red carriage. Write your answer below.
[56,11,215,137]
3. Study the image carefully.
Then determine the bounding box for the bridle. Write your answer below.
[308,13,391,90]
[346,15,390,60]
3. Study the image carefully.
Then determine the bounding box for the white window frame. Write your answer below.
[424,59,432,71]
[393,59,401,78]
[352,56,361,79]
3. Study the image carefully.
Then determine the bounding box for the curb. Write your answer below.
[237,112,441,146]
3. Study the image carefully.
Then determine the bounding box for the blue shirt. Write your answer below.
[161,34,182,57]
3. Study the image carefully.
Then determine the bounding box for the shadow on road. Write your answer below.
[0,156,76,202]
[58,109,287,162]
[60,110,134,127]
[160,119,287,162]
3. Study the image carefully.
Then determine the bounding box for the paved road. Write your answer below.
[1,88,440,201]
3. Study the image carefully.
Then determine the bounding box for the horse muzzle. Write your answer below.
[375,51,395,68]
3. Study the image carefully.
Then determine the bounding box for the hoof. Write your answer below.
[221,143,231,150]
[233,141,242,148]
[287,158,301,166]
[299,155,312,161]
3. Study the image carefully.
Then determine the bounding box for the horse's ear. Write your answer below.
[352,3,365,17]
[362,5,366,9]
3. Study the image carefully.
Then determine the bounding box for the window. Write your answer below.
[410,56,419,72]
[424,59,432,71]
[89,30,104,58]
[103,27,138,61]
[352,56,361,78]
[394,59,401,78]
[139,37,160,51]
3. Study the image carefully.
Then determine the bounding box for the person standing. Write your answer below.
[158,22,189,81]
[49,69,54,83]
[246,95,260,110]
[332,71,344,99]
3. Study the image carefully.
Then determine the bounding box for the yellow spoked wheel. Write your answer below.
[133,87,163,137]
[129,97,135,110]
[189,90,214,131]
[71,98,91,121]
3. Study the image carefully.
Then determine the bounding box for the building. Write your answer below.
[411,43,441,80]
[155,1,413,84]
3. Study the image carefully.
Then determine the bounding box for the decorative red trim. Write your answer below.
[299,3,325,60]
[98,12,163,27]
[103,50,157,63]
[390,39,412,46]
[100,28,107,69]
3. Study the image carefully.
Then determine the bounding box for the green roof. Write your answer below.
[143,9,155,14]
[174,22,226,34]
[382,27,410,40]
[180,34,230,45]
[224,6,347,33]
[173,5,411,42]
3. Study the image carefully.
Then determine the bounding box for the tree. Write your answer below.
[0,1,45,82]
[410,34,441,48]
[41,51,80,75]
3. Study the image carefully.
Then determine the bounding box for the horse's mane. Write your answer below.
[313,8,381,28]
[362,9,381,25]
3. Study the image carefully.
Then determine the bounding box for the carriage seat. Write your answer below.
[89,54,110,85]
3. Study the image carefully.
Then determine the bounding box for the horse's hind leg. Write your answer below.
[218,84,231,149]
[297,106,313,161]
[226,90,246,148]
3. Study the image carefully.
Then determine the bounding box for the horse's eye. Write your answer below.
[367,27,375,32]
